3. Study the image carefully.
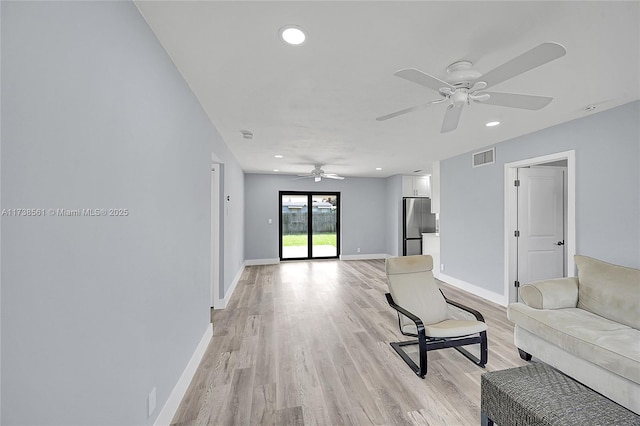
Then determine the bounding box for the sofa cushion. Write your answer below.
[508,303,640,384]
[575,255,640,330]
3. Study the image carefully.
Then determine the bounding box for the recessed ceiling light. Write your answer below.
[273,169,280,172]
[274,154,284,158]
[375,167,383,171]
[279,25,306,45]
[485,121,500,127]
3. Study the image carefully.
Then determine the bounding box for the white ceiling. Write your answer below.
[135,1,639,178]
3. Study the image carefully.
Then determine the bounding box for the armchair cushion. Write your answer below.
[385,255,448,328]
[520,277,579,309]
[575,255,640,329]
[425,319,487,338]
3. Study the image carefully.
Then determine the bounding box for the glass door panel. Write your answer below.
[280,194,309,259]
[311,194,338,258]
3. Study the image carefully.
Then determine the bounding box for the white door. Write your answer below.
[517,167,565,286]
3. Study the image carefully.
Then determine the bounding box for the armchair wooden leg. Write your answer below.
[480,331,488,367]
[390,340,426,378]
[451,331,488,368]
[418,332,427,377]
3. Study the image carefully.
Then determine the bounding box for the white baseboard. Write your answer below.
[245,258,280,266]
[213,261,246,309]
[340,253,389,260]
[438,273,508,307]
[154,325,213,426]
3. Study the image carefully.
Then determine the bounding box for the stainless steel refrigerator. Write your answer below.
[403,197,437,256]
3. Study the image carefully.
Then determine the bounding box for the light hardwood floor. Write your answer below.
[171,259,527,425]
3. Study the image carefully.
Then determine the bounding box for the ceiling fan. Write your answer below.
[377,42,567,133]
[297,165,346,182]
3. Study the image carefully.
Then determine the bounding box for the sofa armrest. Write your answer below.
[520,277,579,309]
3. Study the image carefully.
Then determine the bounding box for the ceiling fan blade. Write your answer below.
[322,174,345,180]
[479,42,566,89]
[376,99,443,121]
[480,92,553,110]
[394,68,454,92]
[441,104,463,133]
[470,93,491,102]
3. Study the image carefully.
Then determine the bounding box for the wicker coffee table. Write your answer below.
[481,363,640,425]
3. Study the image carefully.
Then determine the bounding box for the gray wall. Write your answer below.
[441,101,640,295]
[245,174,390,260]
[221,164,246,296]
[385,175,404,257]
[1,1,244,425]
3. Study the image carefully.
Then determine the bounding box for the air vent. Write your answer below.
[472,147,495,168]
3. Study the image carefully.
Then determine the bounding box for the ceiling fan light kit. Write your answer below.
[446,60,482,84]
[377,42,567,133]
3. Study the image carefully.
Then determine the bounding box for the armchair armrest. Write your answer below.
[519,277,579,309]
[439,290,485,322]
[385,293,425,336]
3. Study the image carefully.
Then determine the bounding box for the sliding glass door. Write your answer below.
[279,191,340,260]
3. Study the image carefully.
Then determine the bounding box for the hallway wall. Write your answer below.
[1,2,244,424]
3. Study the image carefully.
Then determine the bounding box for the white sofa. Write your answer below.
[507,255,640,414]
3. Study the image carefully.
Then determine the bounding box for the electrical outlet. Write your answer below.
[148,387,157,417]
[357,247,361,253]
[440,264,445,272]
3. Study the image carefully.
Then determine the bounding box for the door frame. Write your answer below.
[279,191,341,260]
[211,161,223,309]
[503,150,576,303]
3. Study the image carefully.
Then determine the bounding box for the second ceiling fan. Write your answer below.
[377,42,567,133]
[297,165,345,182]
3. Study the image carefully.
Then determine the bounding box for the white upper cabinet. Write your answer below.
[402,175,431,197]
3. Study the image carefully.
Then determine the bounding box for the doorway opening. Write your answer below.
[279,191,340,260]
[504,151,576,303]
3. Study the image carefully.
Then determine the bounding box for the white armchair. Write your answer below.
[385,255,488,377]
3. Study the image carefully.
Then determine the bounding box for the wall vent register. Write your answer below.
[473,147,495,168]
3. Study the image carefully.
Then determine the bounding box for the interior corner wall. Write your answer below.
[385,175,403,257]
[244,174,388,260]
[1,2,244,425]
[440,101,640,295]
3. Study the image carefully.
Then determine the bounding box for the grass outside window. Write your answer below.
[282,233,337,247]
